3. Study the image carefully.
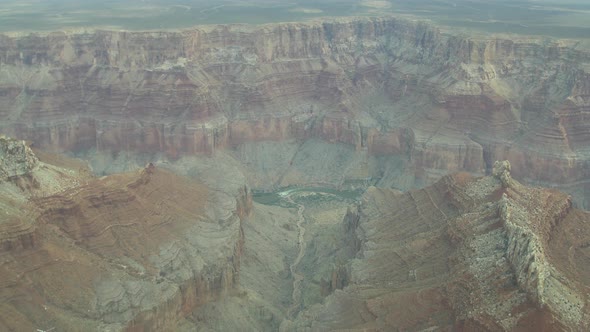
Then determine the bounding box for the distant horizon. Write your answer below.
[0,0,590,39]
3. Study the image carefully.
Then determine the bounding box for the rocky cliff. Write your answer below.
[0,137,83,253]
[0,140,252,331]
[3,135,590,330]
[0,16,589,206]
[287,161,590,331]
[0,136,38,180]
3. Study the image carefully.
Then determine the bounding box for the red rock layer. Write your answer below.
[0,164,250,331]
[290,164,589,331]
[1,17,589,205]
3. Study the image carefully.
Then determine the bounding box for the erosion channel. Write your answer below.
[251,188,362,329]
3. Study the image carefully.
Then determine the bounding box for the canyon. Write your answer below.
[1,12,590,332]
[285,161,590,331]
[2,136,590,331]
[0,16,589,207]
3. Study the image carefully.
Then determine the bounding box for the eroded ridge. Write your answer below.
[288,161,590,331]
[0,141,251,331]
[1,16,590,207]
[2,126,590,331]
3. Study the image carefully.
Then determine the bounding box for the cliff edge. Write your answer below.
[0,138,251,331]
[288,161,590,331]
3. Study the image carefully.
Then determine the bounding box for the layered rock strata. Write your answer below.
[0,142,251,331]
[288,161,590,331]
[0,136,38,180]
[0,16,589,205]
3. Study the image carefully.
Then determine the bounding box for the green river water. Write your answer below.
[253,187,364,206]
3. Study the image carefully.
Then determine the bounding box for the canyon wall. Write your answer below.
[1,17,589,205]
[287,163,590,331]
[0,138,252,331]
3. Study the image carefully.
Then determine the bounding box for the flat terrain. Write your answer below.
[2,0,590,40]
[394,0,590,40]
[0,0,378,32]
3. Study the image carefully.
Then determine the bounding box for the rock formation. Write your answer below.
[2,138,590,331]
[0,136,38,180]
[2,11,590,331]
[0,140,251,331]
[287,161,590,331]
[0,16,589,206]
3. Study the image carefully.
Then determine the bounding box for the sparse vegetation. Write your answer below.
[1,1,590,40]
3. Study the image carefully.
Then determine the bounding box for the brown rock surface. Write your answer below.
[288,161,590,331]
[0,142,250,331]
[0,16,589,206]
[3,138,590,331]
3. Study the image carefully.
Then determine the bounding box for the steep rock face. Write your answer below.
[0,146,252,331]
[1,16,590,205]
[0,137,86,253]
[0,136,38,180]
[494,162,587,328]
[288,161,590,331]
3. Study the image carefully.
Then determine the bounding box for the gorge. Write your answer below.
[1,16,590,207]
[2,8,590,332]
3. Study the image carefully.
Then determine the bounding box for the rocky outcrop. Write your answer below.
[493,161,584,328]
[0,138,37,252]
[0,136,38,180]
[0,146,252,331]
[1,16,590,205]
[288,162,590,331]
[492,160,515,188]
